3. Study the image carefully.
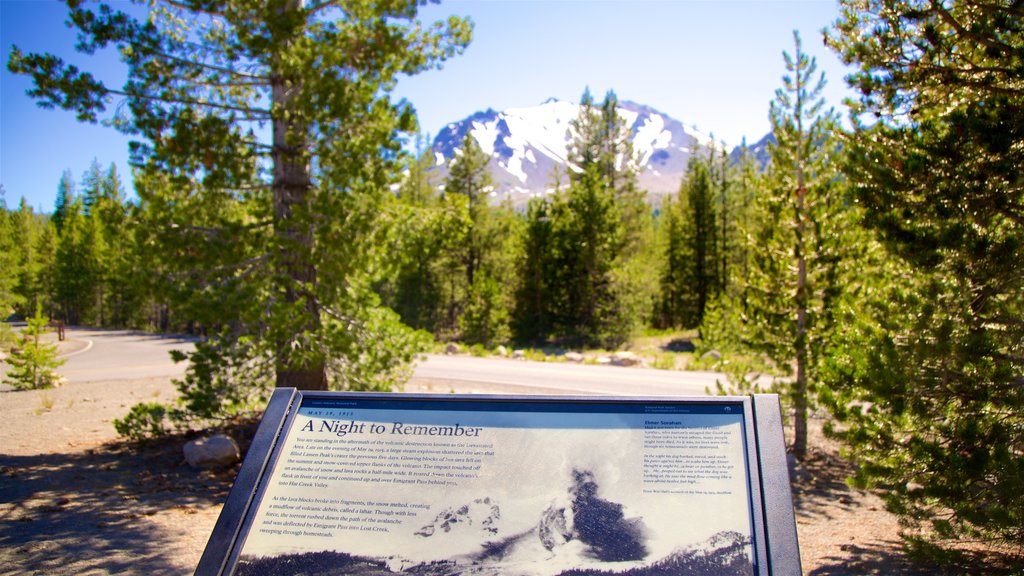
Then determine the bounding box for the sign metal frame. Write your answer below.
[195,390,800,575]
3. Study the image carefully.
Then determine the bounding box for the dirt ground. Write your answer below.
[0,350,1013,574]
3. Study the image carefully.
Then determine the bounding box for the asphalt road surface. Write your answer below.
[50,329,724,396]
[58,328,197,383]
[412,354,722,396]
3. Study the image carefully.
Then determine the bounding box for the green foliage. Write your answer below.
[733,32,860,459]
[113,402,168,442]
[513,197,555,343]
[825,0,1024,555]
[380,133,520,348]
[649,353,678,371]
[440,132,518,345]
[0,322,17,353]
[7,199,51,319]
[3,306,64,390]
[0,199,23,320]
[514,89,654,349]
[658,148,720,328]
[378,145,448,333]
[53,196,97,325]
[9,0,472,426]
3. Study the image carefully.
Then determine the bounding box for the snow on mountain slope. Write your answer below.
[429,98,719,205]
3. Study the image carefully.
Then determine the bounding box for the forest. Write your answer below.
[2,0,1021,564]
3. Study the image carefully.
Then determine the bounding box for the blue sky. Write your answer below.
[1,0,852,213]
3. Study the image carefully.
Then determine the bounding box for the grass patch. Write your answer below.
[650,353,680,371]
[35,393,55,415]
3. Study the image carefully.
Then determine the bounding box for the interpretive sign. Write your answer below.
[196,390,800,575]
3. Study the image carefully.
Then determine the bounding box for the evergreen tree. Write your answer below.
[53,197,97,325]
[725,140,758,298]
[3,304,65,390]
[743,32,852,459]
[825,0,1024,553]
[659,148,719,328]
[95,164,137,326]
[52,170,74,234]
[513,196,555,343]
[655,194,686,328]
[442,132,517,346]
[0,199,22,320]
[8,199,39,317]
[445,131,494,322]
[80,159,105,216]
[379,142,447,333]
[32,219,59,321]
[534,88,649,348]
[9,0,471,420]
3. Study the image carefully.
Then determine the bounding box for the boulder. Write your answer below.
[444,342,461,355]
[701,349,722,362]
[512,349,526,360]
[611,351,642,367]
[564,352,584,363]
[184,434,240,469]
[496,345,508,357]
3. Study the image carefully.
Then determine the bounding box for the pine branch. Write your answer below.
[108,87,271,118]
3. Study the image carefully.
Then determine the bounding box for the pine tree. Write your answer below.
[8,1,471,413]
[513,196,555,343]
[659,148,719,329]
[536,88,648,348]
[726,140,758,297]
[32,219,58,321]
[743,32,852,459]
[54,197,97,326]
[825,0,1024,553]
[446,132,494,303]
[51,171,74,234]
[80,159,104,216]
[0,199,22,321]
[380,142,447,333]
[9,199,38,317]
[3,304,65,390]
[442,132,518,346]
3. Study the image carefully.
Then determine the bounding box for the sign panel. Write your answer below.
[197,391,799,575]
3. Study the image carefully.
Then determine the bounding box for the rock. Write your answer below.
[512,349,526,360]
[611,351,642,367]
[184,434,240,469]
[444,342,461,355]
[496,345,508,357]
[595,356,612,365]
[564,351,584,363]
[701,349,722,362]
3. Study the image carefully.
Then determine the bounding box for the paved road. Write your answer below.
[411,354,723,396]
[48,329,724,396]
[58,328,197,383]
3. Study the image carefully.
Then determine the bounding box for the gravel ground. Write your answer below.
[0,341,1012,575]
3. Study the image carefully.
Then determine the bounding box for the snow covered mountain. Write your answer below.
[428,98,719,204]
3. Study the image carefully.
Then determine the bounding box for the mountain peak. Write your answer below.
[430,99,707,204]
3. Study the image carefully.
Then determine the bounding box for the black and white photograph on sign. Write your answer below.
[232,399,756,576]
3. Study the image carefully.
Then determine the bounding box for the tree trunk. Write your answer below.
[271,0,327,391]
[793,181,809,459]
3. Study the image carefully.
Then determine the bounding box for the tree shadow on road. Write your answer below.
[0,424,255,575]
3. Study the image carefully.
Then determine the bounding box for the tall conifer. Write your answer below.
[744,32,852,459]
[825,0,1024,552]
[9,1,472,406]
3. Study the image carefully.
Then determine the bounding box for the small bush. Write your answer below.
[113,402,170,441]
[3,306,64,390]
